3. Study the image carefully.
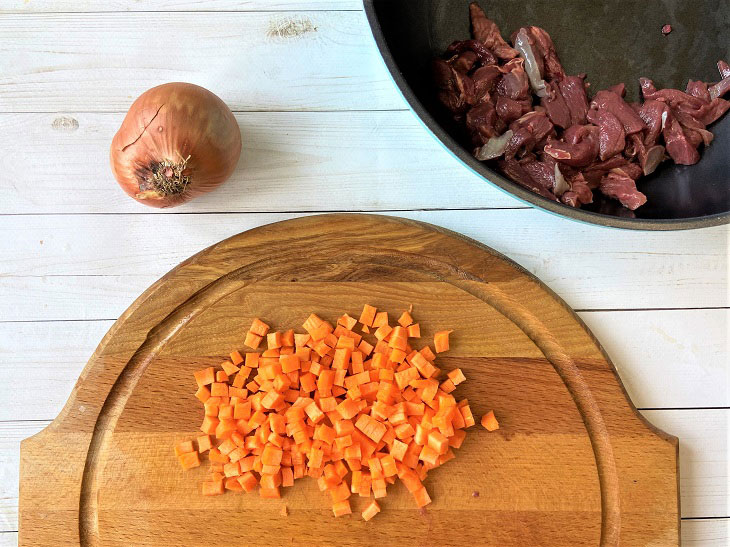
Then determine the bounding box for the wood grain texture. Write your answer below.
[0,310,730,422]
[3,310,726,422]
[1,0,361,12]
[7,413,727,533]
[19,215,678,546]
[0,12,402,113]
[1,211,726,310]
[0,111,521,214]
[681,519,730,545]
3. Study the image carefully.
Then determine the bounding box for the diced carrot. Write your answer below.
[372,478,387,498]
[380,454,398,477]
[447,368,466,386]
[178,451,201,470]
[359,305,377,327]
[234,471,256,493]
[174,440,195,457]
[358,339,374,356]
[280,354,300,374]
[245,331,263,349]
[196,435,212,453]
[460,403,476,428]
[260,486,281,498]
[419,346,436,361]
[329,481,351,503]
[280,329,295,347]
[374,324,392,341]
[249,318,270,337]
[261,391,284,410]
[267,331,283,350]
[224,476,243,491]
[336,398,360,420]
[223,461,241,478]
[194,367,216,387]
[361,499,380,522]
[245,353,260,369]
[372,311,389,328]
[413,485,432,507]
[195,385,211,403]
[434,330,452,353]
[260,472,282,489]
[481,410,499,431]
[179,309,481,519]
[216,370,229,384]
[201,415,219,436]
[332,500,352,517]
[398,311,413,327]
[202,479,225,496]
[280,466,294,488]
[338,314,358,330]
[440,379,456,393]
[427,430,449,455]
[221,360,240,377]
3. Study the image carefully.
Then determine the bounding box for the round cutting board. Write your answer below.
[19,214,678,546]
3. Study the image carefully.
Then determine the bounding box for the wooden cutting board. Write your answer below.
[19,214,679,546]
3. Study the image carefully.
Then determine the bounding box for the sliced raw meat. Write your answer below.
[469,3,519,60]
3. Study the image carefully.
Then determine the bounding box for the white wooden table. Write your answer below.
[0,1,727,545]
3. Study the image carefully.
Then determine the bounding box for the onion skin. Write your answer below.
[110,83,242,208]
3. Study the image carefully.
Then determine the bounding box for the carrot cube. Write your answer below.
[427,430,449,455]
[362,500,381,521]
[434,330,452,353]
[260,486,281,499]
[389,439,408,462]
[250,318,270,337]
[332,500,352,517]
[174,440,195,457]
[447,368,466,386]
[202,479,224,496]
[245,331,263,349]
[413,486,432,508]
[194,367,216,387]
[359,304,377,327]
[398,311,413,327]
[178,451,200,470]
[481,410,500,431]
[372,311,389,328]
[201,415,219,435]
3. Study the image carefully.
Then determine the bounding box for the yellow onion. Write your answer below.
[110,83,241,208]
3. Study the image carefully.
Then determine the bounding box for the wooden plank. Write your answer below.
[0,211,726,310]
[0,12,403,113]
[578,309,730,409]
[3,412,725,535]
[0,533,17,547]
[0,421,48,533]
[1,0,361,12]
[0,321,113,421]
[641,409,729,519]
[0,310,725,412]
[0,111,520,214]
[682,519,730,546]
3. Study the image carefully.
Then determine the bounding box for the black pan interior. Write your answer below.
[366,0,730,228]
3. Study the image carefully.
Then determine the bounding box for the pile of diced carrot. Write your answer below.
[175,305,499,521]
